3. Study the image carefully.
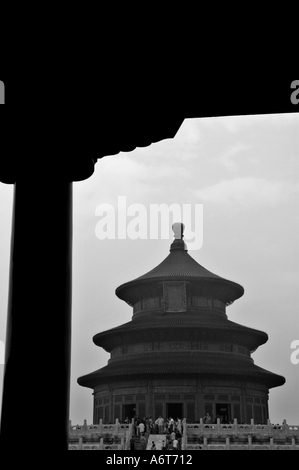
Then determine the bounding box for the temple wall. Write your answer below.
[133,296,226,318]
[93,378,269,425]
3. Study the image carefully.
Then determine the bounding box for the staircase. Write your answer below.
[133,436,143,450]
[146,434,167,450]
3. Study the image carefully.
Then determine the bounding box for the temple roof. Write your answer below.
[132,245,224,281]
[77,352,285,390]
[116,223,244,305]
[93,314,267,353]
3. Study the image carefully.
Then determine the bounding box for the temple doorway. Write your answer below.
[123,404,136,421]
[216,403,231,423]
[166,403,183,420]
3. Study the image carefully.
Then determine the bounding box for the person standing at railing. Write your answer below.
[176,418,182,433]
[203,413,212,424]
[168,417,174,433]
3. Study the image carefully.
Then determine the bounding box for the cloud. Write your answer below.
[194,177,299,208]
[74,153,193,220]
[216,143,252,171]
[98,154,191,190]
[206,113,299,135]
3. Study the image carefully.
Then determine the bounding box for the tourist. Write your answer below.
[176,417,182,432]
[169,417,174,433]
[151,441,156,450]
[130,435,136,451]
[149,417,154,434]
[138,421,145,436]
[145,417,150,434]
[203,412,212,424]
[172,438,179,451]
[140,435,147,450]
[155,416,164,434]
[176,428,182,448]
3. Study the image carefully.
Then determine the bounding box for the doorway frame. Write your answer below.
[215,403,231,423]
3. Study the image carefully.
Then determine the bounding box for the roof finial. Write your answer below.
[172,222,185,240]
[170,223,187,251]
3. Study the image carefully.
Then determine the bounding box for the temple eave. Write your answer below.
[92,322,268,353]
[116,277,244,306]
[77,364,285,391]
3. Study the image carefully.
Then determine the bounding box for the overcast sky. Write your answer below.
[0,114,298,425]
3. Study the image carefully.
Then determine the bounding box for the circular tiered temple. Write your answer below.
[78,223,285,424]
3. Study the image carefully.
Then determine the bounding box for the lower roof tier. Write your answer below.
[77,351,285,390]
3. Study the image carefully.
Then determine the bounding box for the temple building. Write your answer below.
[78,223,285,425]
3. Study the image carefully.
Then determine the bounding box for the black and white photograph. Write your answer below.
[0,84,298,455]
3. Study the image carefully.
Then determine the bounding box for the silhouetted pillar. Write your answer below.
[0,179,73,451]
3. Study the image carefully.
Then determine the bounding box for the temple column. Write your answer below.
[0,178,73,450]
[241,386,247,423]
[148,380,153,419]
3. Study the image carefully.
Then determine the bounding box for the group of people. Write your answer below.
[150,435,180,451]
[126,415,183,437]
[160,430,182,450]
[152,416,183,435]
[129,415,183,450]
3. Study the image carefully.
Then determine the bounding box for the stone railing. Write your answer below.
[69,419,133,450]
[69,439,124,451]
[183,419,299,450]
[69,418,299,450]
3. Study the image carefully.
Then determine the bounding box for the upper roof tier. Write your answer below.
[116,223,244,306]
